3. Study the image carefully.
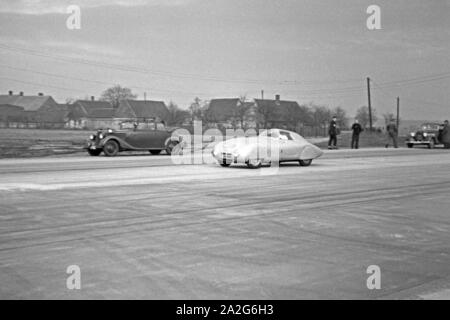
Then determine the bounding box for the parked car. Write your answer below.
[85,120,182,156]
[211,128,323,168]
[406,123,444,149]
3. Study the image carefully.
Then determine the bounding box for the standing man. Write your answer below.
[328,116,338,150]
[442,120,450,149]
[351,119,363,149]
[385,119,398,148]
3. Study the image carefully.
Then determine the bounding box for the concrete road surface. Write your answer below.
[1,148,450,299]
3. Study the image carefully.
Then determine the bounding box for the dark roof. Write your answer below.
[207,98,239,121]
[121,100,170,120]
[0,95,55,111]
[254,99,300,122]
[89,108,115,118]
[0,104,25,111]
[73,100,114,118]
[75,100,112,110]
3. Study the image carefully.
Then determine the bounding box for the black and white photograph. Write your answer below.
[0,0,449,305]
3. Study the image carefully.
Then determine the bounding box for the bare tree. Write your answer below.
[333,106,349,129]
[383,112,397,125]
[189,97,202,123]
[256,101,276,129]
[100,85,137,108]
[233,95,252,129]
[355,106,378,129]
[167,101,190,126]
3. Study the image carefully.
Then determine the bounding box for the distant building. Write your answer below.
[254,95,303,131]
[67,99,114,129]
[206,98,256,129]
[0,91,67,128]
[115,100,170,124]
[0,104,25,128]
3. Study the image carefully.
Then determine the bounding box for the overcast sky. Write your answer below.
[0,0,448,120]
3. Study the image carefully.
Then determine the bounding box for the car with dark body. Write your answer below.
[406,123,444,149]
[85,120,181,156]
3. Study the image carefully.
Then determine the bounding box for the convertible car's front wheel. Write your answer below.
[87,149,102,156]
[103,140,119,157]
[165,141,179,155]
[149,150,161,155]
[299,159,312,166]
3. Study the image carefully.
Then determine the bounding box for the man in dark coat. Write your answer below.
[442,120,450,149]
[351,119,363,149]
[328,116,338,149]
[385,119,398,148]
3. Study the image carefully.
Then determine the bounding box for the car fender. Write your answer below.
[99,136,133,150]
[164,135,181,146]
[299,144,323,160]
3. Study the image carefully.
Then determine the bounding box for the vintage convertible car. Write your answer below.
[211,129,323,168]
[406,122,444,149]
[85,120,181,156]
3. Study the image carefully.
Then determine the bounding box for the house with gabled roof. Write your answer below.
[0,104,25,127]
[205,98,256,129]
[115,100,170,123]
[254,95,304,130]
[0,92,59,112]
[67,99,115,129]
[0,91,67,128]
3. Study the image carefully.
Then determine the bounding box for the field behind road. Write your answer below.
[0,128,88,158]
[0,148,449,299]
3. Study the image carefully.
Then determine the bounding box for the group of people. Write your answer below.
[327,117,450,150]
[327,115,364,150]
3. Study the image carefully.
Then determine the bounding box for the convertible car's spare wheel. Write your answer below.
[103,140,119,157]
[299,159,312,167]
[165,140,179,155]
[149,150,161,155]
[247,159,262,169]
[87,149,102,156]
[428,139,435,149]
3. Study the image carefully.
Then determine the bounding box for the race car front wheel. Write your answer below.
[247,159,262,169]
[165,141,179,155]
[299,159,312,166]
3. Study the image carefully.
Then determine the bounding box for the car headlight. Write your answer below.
[423,132,428,137]
[98,133,104,139]
[107,129,113,133]
[410,132,415,137]
[89,134,95,140]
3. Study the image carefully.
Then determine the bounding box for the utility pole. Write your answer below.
[396,96,400,129]
[261,90,264,100]
[367,77,373,131]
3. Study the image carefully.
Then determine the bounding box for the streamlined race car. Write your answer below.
[211,129,323,168]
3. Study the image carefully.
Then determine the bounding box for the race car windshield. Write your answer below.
[279,131,294,140]
[290,132,308,143]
